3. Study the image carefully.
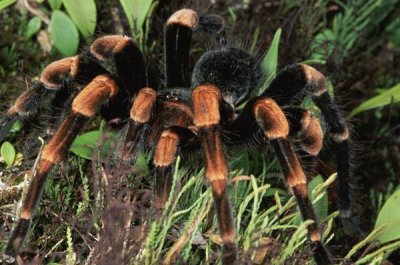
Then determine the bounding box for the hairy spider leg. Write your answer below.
[283,106,324,177]
[119,87,157,161]
[43,51,123,134]
[0,83,47,142]
[3,75,118,264]
[120,89,195,212]
[152,100,194,210]
[119,8,226,161]
[0,34,146,156]
[0,56,108,143]
[153,128,180,207]
[262,63,362,237]
[192,85,237,265]
[153,9,226,211]
[118,9,198,161]
[89,35,146,122]
[164,8,226,88]
[252,98,332,265]
[165,9,199,88]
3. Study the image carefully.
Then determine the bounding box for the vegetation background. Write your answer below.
[0,0,399,264]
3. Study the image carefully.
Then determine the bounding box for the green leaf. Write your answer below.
[0,0,16,10]
[262,28,282,82]
[373,189,400,244]
[62,0,96,40]
[293,175,328,225]
[119,0,153,32]
[10,120,22,133]
[50,10,79,56]
[134,153,150,176]
[70,131,117,160]
[308,175,328,221]
[1,141,16,167]
[48,0,63,10]
[386,18,400,51]
[25,17,42,39]
[349,83,400,117]
[310,29,335,62]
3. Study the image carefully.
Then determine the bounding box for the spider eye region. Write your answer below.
[192,48,262,106]
[158,88,192,103]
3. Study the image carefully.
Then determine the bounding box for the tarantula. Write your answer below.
[1,7,359,265]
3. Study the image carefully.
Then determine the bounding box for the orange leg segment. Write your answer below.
[4,75,118,263]
[192,85,237,265]
[253,98,331,265]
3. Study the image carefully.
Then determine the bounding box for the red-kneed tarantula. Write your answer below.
[1,7,360,265]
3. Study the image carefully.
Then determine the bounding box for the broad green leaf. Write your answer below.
[25,17,42,39]
[119,0,153,32]
[50,10,79,56]
[373,189,400,244]
[1,141,16,167]
[48,0,63,10]
[349,83,400,117]
[70,131,117,160]
[0,0,16,10]
[262,28,282,82]
[62,0,96,40]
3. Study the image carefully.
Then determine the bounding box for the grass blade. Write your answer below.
[350,83,400,117]
[262,28,282,83]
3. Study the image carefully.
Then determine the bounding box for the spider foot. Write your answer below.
[312,241,333,265]
[340,211,367,239]
[4,219,31,263]
[222,243,238,265]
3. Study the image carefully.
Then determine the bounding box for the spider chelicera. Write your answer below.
[1,7,360,265]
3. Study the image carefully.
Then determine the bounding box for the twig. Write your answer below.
[44,238,65,259]
[22,0,50,25]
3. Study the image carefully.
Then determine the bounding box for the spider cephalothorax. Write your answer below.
[1,7,360,265]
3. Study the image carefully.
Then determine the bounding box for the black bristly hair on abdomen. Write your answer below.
[192,47,263,106]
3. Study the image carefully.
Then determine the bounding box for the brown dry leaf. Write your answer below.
[252,237,274,264]
[16,250,42,265]
[208,234,222,245]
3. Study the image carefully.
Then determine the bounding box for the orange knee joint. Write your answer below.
[300,111,323,155]
[154,129,179,167]
[192,85,222,127]
[254,98,289,139]
[130,87,157,123]
[72,75,118,117]
[40,56,80,89]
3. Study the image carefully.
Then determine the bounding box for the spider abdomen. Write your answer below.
[192,47,262,106]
